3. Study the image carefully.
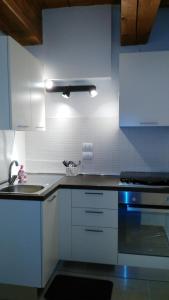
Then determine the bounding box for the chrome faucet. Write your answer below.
[8,160,19,185]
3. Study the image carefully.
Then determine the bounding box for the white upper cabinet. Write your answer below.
[9,38,32,130]
[0,36,45,131]
[119,52,169,127]
[30,55,46,130]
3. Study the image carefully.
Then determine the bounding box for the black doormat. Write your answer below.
[45,274,113,300]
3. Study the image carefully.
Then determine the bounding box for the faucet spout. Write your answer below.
[8,160,19,185]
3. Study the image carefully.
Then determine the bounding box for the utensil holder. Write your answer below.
[66,166,80,176]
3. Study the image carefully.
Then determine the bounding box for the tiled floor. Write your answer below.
[47,261,169,300]
[1,262,169,300]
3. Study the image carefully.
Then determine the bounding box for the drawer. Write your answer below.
[72,189,118,209]
[72,207,118,228]
[72,226,118,265]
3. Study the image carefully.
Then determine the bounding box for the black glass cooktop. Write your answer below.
[120,172,169,185]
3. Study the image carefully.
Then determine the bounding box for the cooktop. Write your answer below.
[120,172,169,186]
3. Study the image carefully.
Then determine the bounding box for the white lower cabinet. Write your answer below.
[59,188,118,265]
[0,191,59,288]
[42,191,59,287]
[72,227,118,264]
[59,189,72,260]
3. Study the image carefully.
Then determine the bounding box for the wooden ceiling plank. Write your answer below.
[0,0,42,45]
[161,0,169,6]
[137,0,161,44]
[41,0,115,8]
[121,0,138,45]
[41,0,69,8]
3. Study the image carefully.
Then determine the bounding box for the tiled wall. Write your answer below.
[0,131,25,181]
[25,6,169,175]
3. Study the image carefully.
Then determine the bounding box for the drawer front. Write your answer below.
[72,189,118,209]
[72,226,118,265]
[72,208,118,228]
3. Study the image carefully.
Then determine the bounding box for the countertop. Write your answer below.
[0,173,169,201]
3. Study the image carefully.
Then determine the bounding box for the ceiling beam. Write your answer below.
[121,0,161,46]
[137,0,161,44]
[0,0,42,45]
[121,0,138,45]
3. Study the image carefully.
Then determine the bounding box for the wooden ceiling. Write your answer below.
[0,0,168,46]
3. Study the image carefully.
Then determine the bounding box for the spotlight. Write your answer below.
[62,89,71,99]
[89,86,98,98]
[45,80,54,90]
[45,82,98,98]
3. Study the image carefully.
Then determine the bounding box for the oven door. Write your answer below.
[118,192,169,257]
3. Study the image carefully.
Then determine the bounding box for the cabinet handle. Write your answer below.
[85,192,103,195]
[139,122,159,125]
[47,195,57,202]
[16,125,29,128]
[85,229,103,233]
[127,206,169,214]
[85,210,104,214]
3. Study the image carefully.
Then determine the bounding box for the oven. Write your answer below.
[118,191,169,258]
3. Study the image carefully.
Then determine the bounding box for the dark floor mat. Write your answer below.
[45,274,113,300]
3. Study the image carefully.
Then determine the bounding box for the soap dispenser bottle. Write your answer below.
[18,165,27,183]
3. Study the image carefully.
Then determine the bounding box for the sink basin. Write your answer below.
[0,185,44,194]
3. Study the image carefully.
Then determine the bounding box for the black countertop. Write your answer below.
[0,174,169,201]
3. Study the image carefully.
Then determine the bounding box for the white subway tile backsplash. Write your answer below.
[26,117,119,174]
[0,131,25,181]
[26,116,169,175]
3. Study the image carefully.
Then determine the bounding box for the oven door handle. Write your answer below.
[127,206,169,214]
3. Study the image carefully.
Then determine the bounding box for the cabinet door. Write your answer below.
[119,52,169,127]
[72,226,118,265]
[42,191,59,287]
[8,37,32,130]
[59,189,72,260]
[0,37,10,129]
[30,55,45,131]
[0,200,41,287]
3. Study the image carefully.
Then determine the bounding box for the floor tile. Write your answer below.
[46,262,169,300]
[111,289,150,300]
[148,281,169,300]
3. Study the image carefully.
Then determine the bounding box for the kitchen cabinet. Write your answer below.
[0,191,59,288]
[59,189,72,261]
[59,188,118,265]
[42,191,59,287]
[119,51,169,127]
[30,55,46,130]
[0,36,45,131]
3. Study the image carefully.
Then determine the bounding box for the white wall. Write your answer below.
[26,6,169,175]
[30,5,112,79]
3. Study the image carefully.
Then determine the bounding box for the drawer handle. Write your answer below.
[47,195,57,202]
[139,122,159,125]
[85,210,104,214]
[16,125,29,128]
[85,229,103,233]
[36,126,44,129]
[85,192,103,195]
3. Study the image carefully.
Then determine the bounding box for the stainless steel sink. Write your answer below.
[0,185,45,194]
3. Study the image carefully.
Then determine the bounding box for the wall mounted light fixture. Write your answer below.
[45,80,98,99]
